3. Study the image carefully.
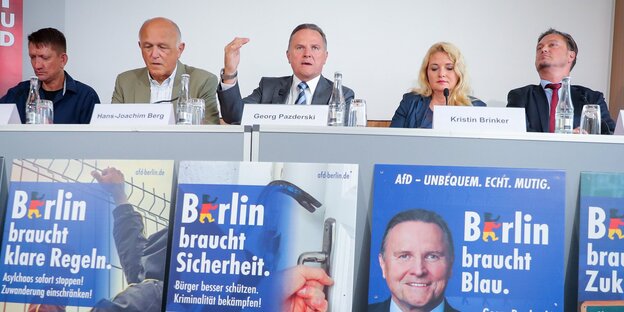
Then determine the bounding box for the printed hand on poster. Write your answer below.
[282,265,333,312]
[91,167,127,205]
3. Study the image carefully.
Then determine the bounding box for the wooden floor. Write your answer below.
[220,119,392,127]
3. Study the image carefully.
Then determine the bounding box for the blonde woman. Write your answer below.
[390,42,485,128]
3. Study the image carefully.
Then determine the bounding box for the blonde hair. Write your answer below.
[414,42,472,106]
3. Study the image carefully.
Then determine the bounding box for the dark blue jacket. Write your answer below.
[507,84,616,134]
[390,93,487,128]
[368,298,460,312]
[0,71,100,124]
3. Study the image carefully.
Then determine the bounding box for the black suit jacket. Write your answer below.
[368,298,459,312]
[217,75,355,124]
[506,84,615,134]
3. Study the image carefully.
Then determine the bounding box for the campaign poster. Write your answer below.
[164,161,358,312]
[578,172,624,309]
[0,157,7,227]
[368,164,565,311]
[0,159,174,311]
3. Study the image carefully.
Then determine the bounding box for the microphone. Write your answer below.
[602,120,612,135]
[153,97,178,104]
[580,93,589,105]
[443,88,449,106]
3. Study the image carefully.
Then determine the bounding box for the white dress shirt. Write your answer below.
[149,66,178,103]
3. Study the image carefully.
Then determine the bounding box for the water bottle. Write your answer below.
[25,76,40,124]
[327,72,345,126]
[554,77,574,134]
[176,74,192,125]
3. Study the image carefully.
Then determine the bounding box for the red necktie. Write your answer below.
[546,83,562,132]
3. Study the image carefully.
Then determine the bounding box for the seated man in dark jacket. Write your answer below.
[507,28,615,134]
[0,28,99,124]
[218,23,354,124]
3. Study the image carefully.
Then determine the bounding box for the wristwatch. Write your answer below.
[220,68,238,80]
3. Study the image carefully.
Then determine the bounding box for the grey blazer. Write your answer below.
[111,61,220,124]
[217,75,355,124]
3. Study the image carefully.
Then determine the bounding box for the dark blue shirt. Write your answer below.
[0,71,100,124]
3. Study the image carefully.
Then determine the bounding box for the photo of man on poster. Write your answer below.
[369,209,458,312]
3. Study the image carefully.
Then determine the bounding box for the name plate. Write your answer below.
[241,104,328,126]
[90,103,175,125]
[433,106,526,133]
[0,104,21,124]
[614,110,624,135]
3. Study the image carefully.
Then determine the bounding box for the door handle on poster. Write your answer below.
[297,218,336,300]
[297,218,335,272]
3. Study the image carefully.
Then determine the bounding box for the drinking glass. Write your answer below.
[189,98,205,125]
[347,99,367,127]
[176,101,192,125]
[579,104,601,134]
[36,99,54,124]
